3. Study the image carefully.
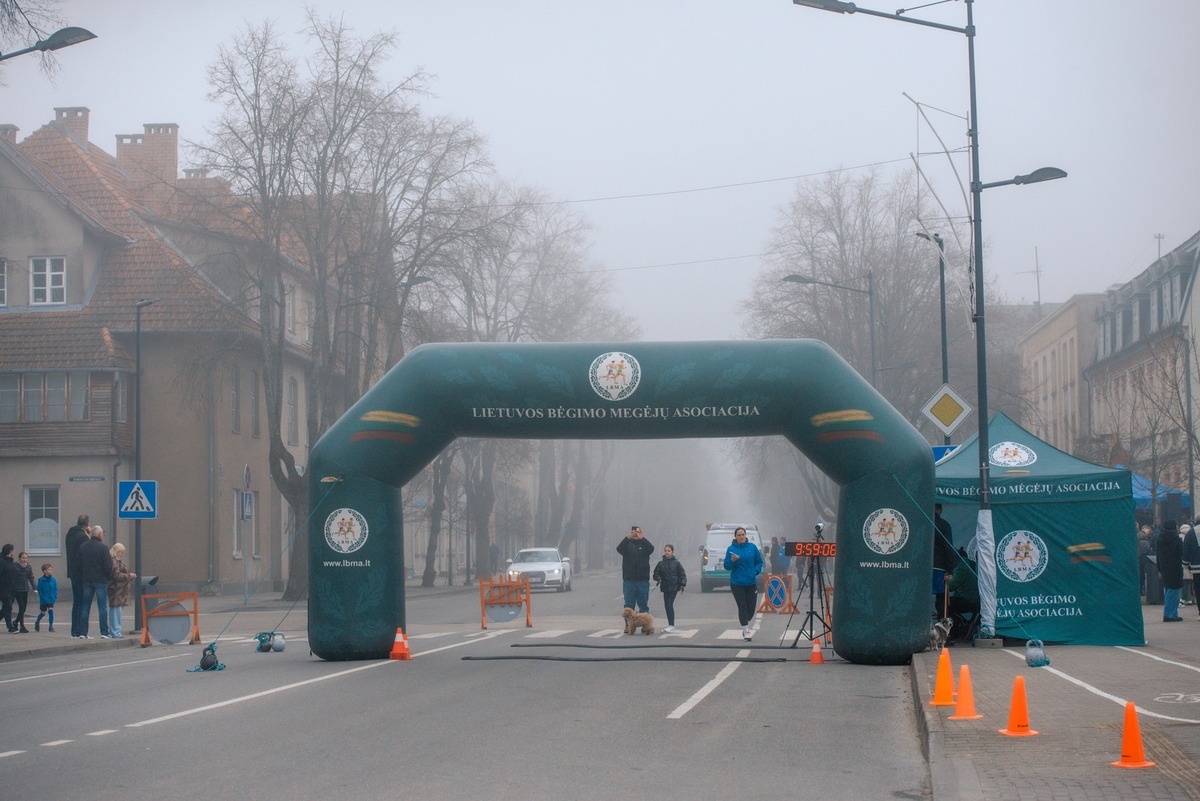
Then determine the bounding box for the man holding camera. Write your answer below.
[616,526,654,614]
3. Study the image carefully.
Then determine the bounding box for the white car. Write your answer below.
[507,548,573,592]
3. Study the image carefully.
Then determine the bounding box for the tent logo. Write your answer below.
[324,508,369,554]
[862,508,910,555]
[997,530,1049,582]
[989,440,1037,467]
[589,351,641,401]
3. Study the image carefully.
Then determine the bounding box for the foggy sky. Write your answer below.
[4,0,1199,342]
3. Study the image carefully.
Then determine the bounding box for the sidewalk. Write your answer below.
[0,578,461,664]
[912,605,1200,801]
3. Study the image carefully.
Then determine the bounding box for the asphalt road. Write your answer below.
[0,572,930,800]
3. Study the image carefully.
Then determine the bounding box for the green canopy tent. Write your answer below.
[935,413,1143,645]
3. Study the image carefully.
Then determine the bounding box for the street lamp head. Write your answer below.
[792,0,856,12]
[0,26,97,62]
[782,274,814,285]
[915,231,944,246]
[136,298,158,309]
[401,276,433,289]
[38,27,97,51]
[1012,166,1067,186]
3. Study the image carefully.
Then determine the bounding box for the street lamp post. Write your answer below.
[916,231,951,446]
[0,26,96,61]
[133,298,156,631]
[790,0,1066,638]
[784,272,876,388]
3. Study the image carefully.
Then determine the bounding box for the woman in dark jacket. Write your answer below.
[1184,523,1200,618]
[652,544,687,632]
[1157,520,1185,622]
[0,543,23,633]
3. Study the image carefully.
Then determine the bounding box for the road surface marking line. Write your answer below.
[127,634,504,729]
[0,654,187,685]
[0,751,25,758]
[1002,648,1200,724]
[41,740,72,746]
[87,730,118,736]
[667,651,750,720]
[1116,644,1200,674]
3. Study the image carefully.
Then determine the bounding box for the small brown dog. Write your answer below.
[622,607,655,635]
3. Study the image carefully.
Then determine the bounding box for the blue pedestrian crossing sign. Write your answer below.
[118,480,158,519]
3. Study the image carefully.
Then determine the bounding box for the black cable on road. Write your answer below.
[463,655,792,663]
[510,642,794,650]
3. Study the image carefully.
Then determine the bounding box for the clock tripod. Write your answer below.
[785,523,833,649]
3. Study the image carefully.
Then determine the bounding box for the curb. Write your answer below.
[911,650,985,801]
[0,636,136,664]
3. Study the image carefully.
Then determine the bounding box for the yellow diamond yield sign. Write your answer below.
[922,384,971,436]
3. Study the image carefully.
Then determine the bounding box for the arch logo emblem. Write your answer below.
[589,351,640,401]
[324,508,369,554]
[863,508,910,555]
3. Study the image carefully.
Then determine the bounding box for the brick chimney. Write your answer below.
[54,107,90,141]
[0,125,17,144]
[116,122,179,208]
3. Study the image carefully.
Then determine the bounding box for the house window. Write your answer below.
[30,256,66,305]
[287,376,299,445]
[115,374,127,423]
[69,374,88,421]
[250,370,260,437]
[0,258,7,306]
[286,286,297,334]
[0,374,17,422]
[230,366,241,433]
[22,373,44,421]
[26,486,60,555]
[6,373,89,422]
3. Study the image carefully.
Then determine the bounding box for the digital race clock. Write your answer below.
[784,541,837,558]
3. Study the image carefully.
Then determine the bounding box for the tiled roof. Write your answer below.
[1,120,260,370]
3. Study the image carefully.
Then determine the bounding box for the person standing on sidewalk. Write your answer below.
[617,526,654,614]
[35,563,57,632]
[76,525,114,638]
[652,544,687,632]
[65,514,91,637]
[14,551,35,632]
[0,544,22,632]
[723,526,763,641]
[106,542,136,639]
[1157,520,1184,622]
[1184,523,1200,618]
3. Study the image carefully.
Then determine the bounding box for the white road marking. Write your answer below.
[1116,644,1200,674]
[589,629,625,638]
[526,630,572,638]
[87,730,117,736]
[0,653,187,685]
[1002,648,1200,723]
[0,751,25,758]
[127,633,510,729]
[667,650,751,720]
[658,629,697,639]
[41,740,72,746]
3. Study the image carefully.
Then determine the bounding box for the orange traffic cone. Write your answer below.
[948,665,983,720]
[1111,701,1155,768]
[929,647,955,706]
[999,675,1038,736]
[810,638,825,664]
[389,628,412,661]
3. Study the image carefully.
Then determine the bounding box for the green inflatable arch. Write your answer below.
[307,340,934,665]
